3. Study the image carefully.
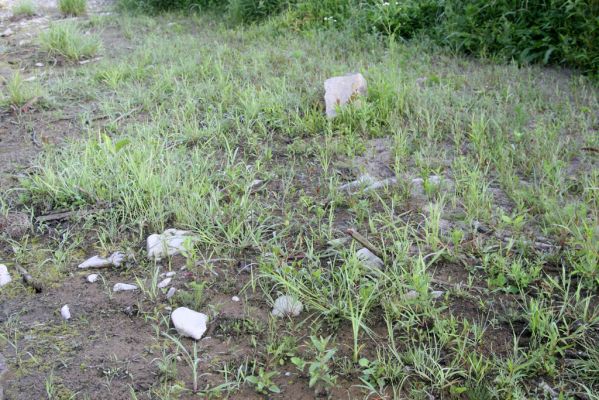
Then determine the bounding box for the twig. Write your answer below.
[36,207,104,223]
[15,265,42,292]
[346,228,385,259]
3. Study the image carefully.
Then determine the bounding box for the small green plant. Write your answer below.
[245,367,280,394]
[58,0,87,16]
[39,22,101,61]
[291,336,337,395]
[174,281,206,310]
[2,72,41,107]
[12,0,36,17]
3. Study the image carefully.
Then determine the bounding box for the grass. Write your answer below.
[1,10,598,400]
[1,72,41,107]
[39,22,101,61]
[58,0,87,16]
[11,0,36,17]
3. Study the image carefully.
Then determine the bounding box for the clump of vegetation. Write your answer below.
[1,72,41,107]
[11,0,36,17]
[58,0,87,16]
[117,0,598,76]
[39,22,101,61]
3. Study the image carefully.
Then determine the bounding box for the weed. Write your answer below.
[11,0,36,17]
[58,0,86,16]
[39,22,101,61]
[246,367,280,394]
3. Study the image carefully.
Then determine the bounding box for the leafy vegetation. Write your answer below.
[39,22,101,61]
[1,6,597,400]
[58,0,87,16]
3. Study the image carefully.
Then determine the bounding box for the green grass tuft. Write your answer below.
[39,22,101,61]
[58,0,87,16]
[11,0,36,17]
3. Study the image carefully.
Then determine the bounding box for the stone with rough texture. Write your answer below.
[147,229,198,260]
[231,296,240,302]
[324,73,367,118]
[113,283,138,292]
[157,277,171,289]
[272,295,303,317]
[61,305,71,320]
[86,274,99,283]
[78,252,125,269]
[0,264,11,287]
[0,212,31,239]
[356,248,384,270]
[171,307,208,340]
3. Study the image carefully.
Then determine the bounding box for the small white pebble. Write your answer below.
[86,274,99,283]
[113,283,138,292]
[166,287,177,299]
[157,277,172,289]
[161,271,176,278]
[231,296,240,302]
[61,305,71,320]
[431,290,444,299]
[404,290,419,300]
[35,62,44,67]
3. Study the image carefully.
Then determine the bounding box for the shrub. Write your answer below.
[39,22,101,61]
[12,0,36,17]
[58,0,87,15]
[228,0,289,24]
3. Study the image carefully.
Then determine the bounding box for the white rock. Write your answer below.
[272,295,303,317]
[324,73,367,118]
[160,271,176,278]
[339,174,376,191]
[231,296,240,302]
[404,290,419,300]
[147,229,198,260]
[86,274,99,283]
[171,307,208,340]
[249,179,264,189]
[0,264,12,287]
[431,290,444,299]
[166,287,177,299]
[78,252,125,269]
[35,62,44,67]
[157,277,172,289]
[1,28,13,37]
[356,248,384,270]
[113,283,138,292]
[61,305,71,320]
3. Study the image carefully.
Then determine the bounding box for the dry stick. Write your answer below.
[345,228,385,259]
[15,265,42,293]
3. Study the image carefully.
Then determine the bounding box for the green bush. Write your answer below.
[115,0,599,76]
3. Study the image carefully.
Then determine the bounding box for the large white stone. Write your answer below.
[147,229,198,260]
[324,73,367,118]
[272,295,303,317]
[171,307,208,340]
[0,264,11,287]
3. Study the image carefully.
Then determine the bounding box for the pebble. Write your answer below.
[171,307,208,340]
[35,62,44,67]
[356,248,384,270]
[86,274,99,283]
[0,264,11,287]
[404,290,419,300]
[431,290,444,299]
[272,295,303,317]
[160,271,176,278]
[60,305,71,320]
[157,277,171,289]
[166,287,177,299]
[113,283,138,292]
[1,28,13,37]
[231,296,240,302]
